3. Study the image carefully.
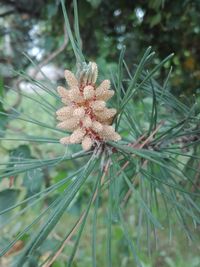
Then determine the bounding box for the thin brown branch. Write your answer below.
[120,122,164,206]
[44,160,111,267]
[43,211,85,267]
[40,123,166,265]
[32,24,69,79]
[7,24,68,112]
[121,159,148,207]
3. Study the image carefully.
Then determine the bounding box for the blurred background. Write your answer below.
[1,0,200,94]
[0,0,200,266]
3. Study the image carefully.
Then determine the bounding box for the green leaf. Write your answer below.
[150,13,161,28]
[86,0,102,8]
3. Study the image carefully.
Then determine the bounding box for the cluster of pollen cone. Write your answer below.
[56,62,121,151]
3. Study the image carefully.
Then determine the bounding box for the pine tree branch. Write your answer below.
[44,160,111,267]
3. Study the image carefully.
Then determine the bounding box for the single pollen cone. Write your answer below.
[83,85,95,100]
[56,62,121,151]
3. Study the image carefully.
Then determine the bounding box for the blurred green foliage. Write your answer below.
[1,0,200,94]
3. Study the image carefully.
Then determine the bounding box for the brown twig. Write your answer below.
[32,24,69,79]
[7,24,68,113]
[42,124,164,265]
[43,211,85,267]
[121,159,148,207]
[117,122,163,177]
[44,159,111,267]
[120,122,164,206]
